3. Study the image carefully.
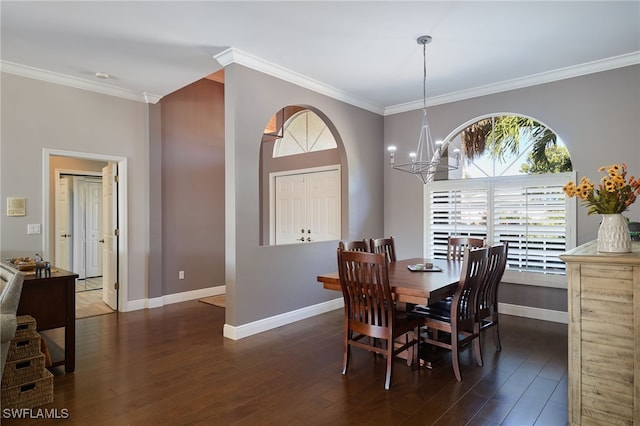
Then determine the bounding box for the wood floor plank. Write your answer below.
[500,376,560,426]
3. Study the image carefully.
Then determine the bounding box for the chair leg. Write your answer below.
[451,342,462,382]
[411,327,419,370]
[493,322,502,351]
[394,331,419,370]
[384,338,393,390]
[473,336,483,367]
[342,329,350,374]
[400,332,415,367]
[473,324,483,367]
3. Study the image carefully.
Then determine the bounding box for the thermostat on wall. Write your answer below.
[7,197,26,217]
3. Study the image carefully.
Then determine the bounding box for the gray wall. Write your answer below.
[224,63,384,326]
[0,72,150,302]
[159,79,226,295]
[384,65,640,313]
[148,102,163,299]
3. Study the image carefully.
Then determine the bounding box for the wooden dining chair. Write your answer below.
[338,239,370,252]
[477,242,508,351]
[337,248,421,390]
[446,236,485,261]
[410,246,489,381]
[370,236,397,262]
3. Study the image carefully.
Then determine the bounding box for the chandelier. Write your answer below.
[388,35,460,184]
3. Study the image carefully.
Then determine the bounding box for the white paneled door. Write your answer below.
[85,180,103,277]
[275,173,306,245]
[56,176,73,271]
[102,163,118,310]
[306,169,341,242]
[273,168,340,245]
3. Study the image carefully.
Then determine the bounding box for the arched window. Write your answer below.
[425,114,576,286]
[445,114,572,179]
[272,110,337,157]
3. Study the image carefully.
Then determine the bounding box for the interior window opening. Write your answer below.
[260,106,343,246]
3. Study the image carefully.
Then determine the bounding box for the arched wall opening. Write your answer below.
[259,105,347,246]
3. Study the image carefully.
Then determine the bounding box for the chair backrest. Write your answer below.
[337,249,394,336]
[338,239,370,252]
[370,236,396,262]
[447,236,485,261]
[451,247,489,332]
[477,243,508,318]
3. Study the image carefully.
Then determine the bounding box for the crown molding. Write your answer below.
[384,51,640,116]
[0,61,162,104]
[3,50,638,113]
[214,47,385,115]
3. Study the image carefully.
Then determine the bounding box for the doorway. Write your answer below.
[44,149,128,316]
[56,173,112,318]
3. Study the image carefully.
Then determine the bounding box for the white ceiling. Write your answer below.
[2,1,639,114]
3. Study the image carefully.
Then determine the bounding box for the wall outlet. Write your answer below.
[179,271,184,279]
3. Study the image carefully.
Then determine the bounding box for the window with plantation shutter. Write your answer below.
[424,172,576,287]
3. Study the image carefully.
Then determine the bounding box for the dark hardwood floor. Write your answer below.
[3,301,568,425]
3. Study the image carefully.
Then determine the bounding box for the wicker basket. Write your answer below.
[14,315,37,338]
[1,369,53,409]
[6,333,41,361]
[1,354,45,388]
[8,259,36,271]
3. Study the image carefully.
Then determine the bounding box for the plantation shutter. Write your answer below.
[426,182,488,259]
[493,176,569,274]
[425,172,575,280]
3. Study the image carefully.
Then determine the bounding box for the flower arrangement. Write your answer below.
[563,163,640,215]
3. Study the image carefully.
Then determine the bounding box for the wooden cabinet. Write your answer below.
[17,268,77,373]
[560,241,640,426]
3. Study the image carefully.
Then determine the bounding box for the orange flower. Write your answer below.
[563,163,640,215]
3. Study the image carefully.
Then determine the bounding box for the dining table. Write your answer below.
[317,256,463,369]
[316,257,462,305]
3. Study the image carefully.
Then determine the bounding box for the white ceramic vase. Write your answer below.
[597,214,631,253]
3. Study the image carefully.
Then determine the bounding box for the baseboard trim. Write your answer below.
[123,294,565,338]
[499,302,568,324]
[222,298,344,340]
[124,285,226,312]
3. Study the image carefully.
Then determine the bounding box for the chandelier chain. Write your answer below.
[423,40,427,111]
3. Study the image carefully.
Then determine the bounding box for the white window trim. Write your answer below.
[423,171,577,288]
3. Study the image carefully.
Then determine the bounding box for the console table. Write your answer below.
[17,268,77,373]
[560,241,639,425]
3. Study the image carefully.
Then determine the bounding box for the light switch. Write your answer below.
[27,224,41,235]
